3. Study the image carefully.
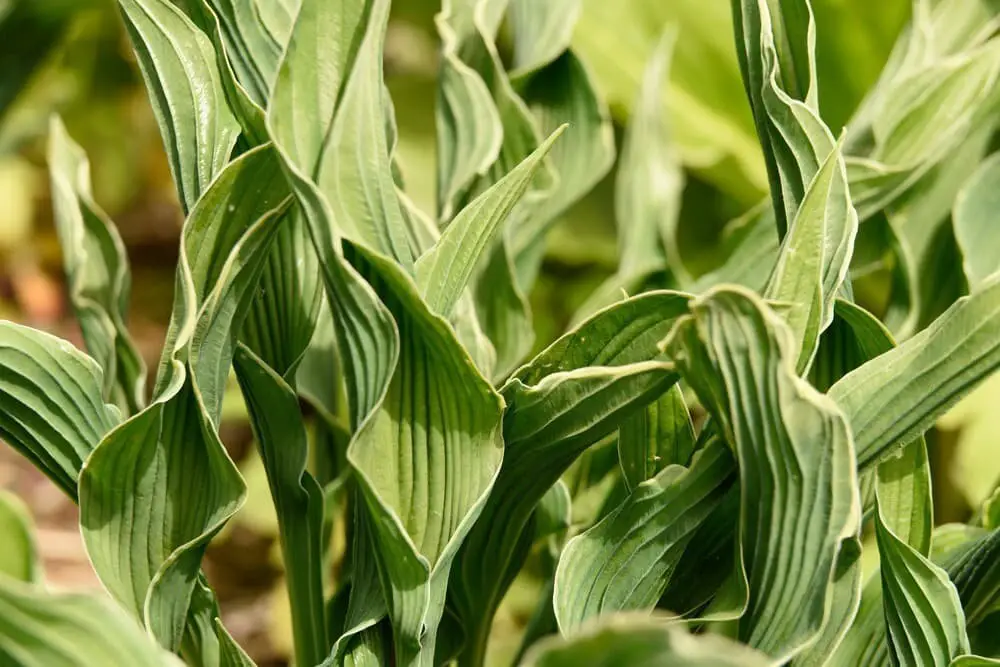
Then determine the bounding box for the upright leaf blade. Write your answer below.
[116,0,240,213]
[48,116,146,414]
[664,287,860,662]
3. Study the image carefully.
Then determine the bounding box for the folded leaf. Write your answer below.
[830,272,1000,469]
[416,125,564,318]
[450,291,689,666]
[48,116,146,414]
[554,440,735,633]
[234,345,328,666]
[663,287,860,662]
[116,0,240,213]
[618,383,695,490]
[0,578,183,667]
[80,145,290,651]
[0,321,119,499]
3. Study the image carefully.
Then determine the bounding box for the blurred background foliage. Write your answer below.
[2,0,996,664]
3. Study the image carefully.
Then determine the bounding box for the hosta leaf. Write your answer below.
[233,345,327,665]
[0,490,38,583]
[765,139,857,372]
[0,321,119,499]
[0,579,183,667]
[954,152,1000,290]
[116,0,240,213]
[347,250,504,665]
[450,291,690,665]
[874,485,970,666]
[615,29,684,280]
[240,206,323,380]
[553,440,736,633]
[321,0,414,267]
[511,50,615,282]
[663,287,860,662]
[270,3,509,662]
[475,240,534,381]
[507,0,581,76]
[202,0,287,107]
[435,9,503,221]
[48,116,146,415]
[829,272,1000,469]
[732,0,816,235]
[416,126,564,318]
[523,615,771,667]
[80,145,290,651]
[618,383,695,491]
[945,527,1000,628]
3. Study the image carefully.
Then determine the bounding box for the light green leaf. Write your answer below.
[523,615,771,667]
[829,572,890,667]
[233,344,327,666]
[48,116,146,415]
[80,145,290,651]
[511,50,616,280]
[320,0,414,267]
[0,321,120,499]
[731,0,817,235]
[116,0,240,213]
[690,203,778,294]
[618,383,695,491]
[450,291,690,666]
[0,578,183,667]
[416,125,564,318]
[202,0,286,107]
[435,8,503,221]
[615,28,685,280]
[954,152,1000,290]
[240,206,323,380]
[765,139,857,372]
[944,527,1000,628]
[553,440,735,633]
[507,0,581,77]
[663,287,860,662]
[874,484,970,666]
[0,491,38,583]
[829,272,1000,470]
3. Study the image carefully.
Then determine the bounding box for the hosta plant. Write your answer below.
[5,0,1000,666]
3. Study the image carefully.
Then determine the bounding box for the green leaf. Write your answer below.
[731,0,817,236]
[663,286,860,662]
[116,0,240,213]
[553,440,735,633]
[80,145,290,651]
[954,152,1000,290]
[346,250,505,666]
[0,578,183,667]
[765,139,858,373]
[874,484,970,665]
[233,344,327,666]
[240,207,323,380]
[618,383,695,491]
[435,8,503,221]
[615,28,685,280]
[944,528,1000,628]
[829,272,1000,469]
[507,0,581,76]
[0,490,38,583]
[450,291,690,666]
[48,116,147,415]
[0,321,120,499]
[511,50,616,280]
[523,615,771,667]
[415,125,564,318]
[320,0,414,267]
[202,0,288,107]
